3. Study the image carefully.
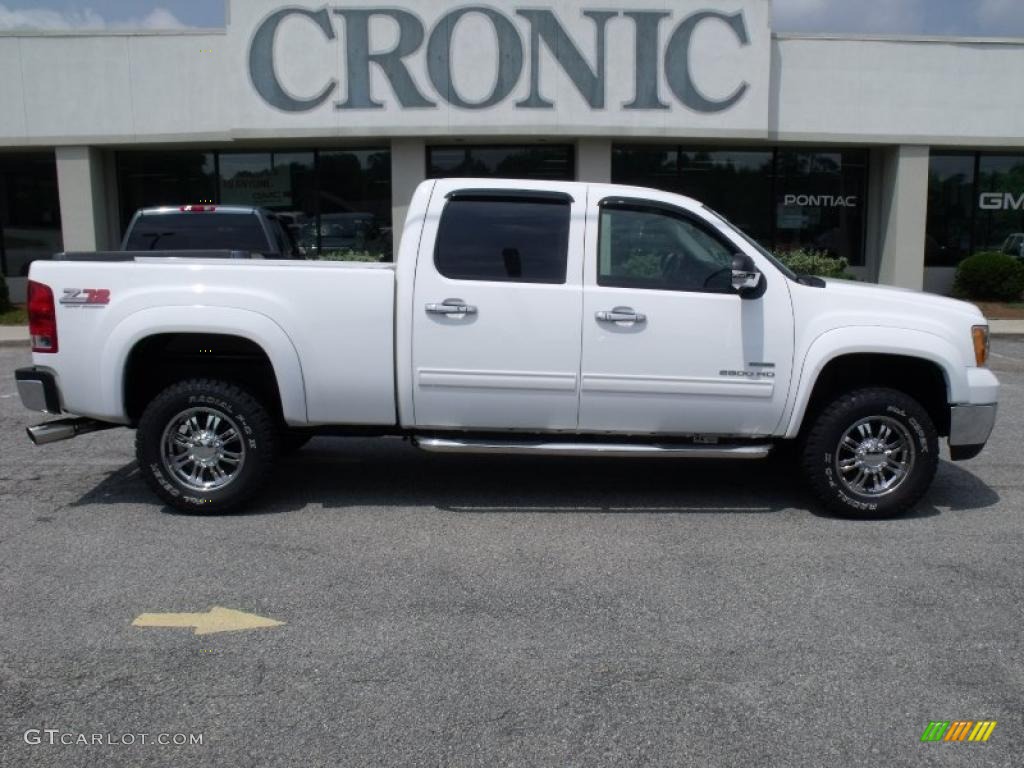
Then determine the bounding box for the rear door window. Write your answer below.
[434,197,570,284]
[124,213,270,252]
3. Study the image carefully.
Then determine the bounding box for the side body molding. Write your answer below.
[781,326,965,439]
[101,306,308,425]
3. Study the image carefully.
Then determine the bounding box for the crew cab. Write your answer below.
[16,179,999,518]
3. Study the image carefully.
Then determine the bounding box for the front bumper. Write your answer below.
[948,404,997,461]
[15,368,62,415]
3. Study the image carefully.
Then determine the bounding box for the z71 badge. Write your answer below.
[60,289,110,307]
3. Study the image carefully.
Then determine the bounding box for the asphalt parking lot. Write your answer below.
[1,342,1022,767]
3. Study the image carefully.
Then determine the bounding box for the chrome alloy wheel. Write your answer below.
[835,416,916,497]
[160,407,246,492]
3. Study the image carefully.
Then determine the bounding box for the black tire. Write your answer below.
[800,387,938,519]
[136,379,278,514]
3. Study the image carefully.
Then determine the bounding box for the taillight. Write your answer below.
[180,205,216,212]
[27,280,58,353]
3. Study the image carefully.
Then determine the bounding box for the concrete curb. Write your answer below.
[0,326,29,348]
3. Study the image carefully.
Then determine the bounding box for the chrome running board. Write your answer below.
[414,437,771,460]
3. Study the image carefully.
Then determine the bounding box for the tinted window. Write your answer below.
[598,205,735,293]
[125,213,270,252]
[435,198,570,284]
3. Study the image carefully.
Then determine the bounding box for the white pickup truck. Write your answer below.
[17,179,999,518]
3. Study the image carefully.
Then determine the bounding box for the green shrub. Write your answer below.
[953,251,1024,301]
[620,252,662,280]
[316,250,386,263]
[775,249,854,280]
[0,272,10,313]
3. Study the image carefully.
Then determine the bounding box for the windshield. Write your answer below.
[701,205,800,282]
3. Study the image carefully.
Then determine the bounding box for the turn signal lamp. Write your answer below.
[972,325,990,367]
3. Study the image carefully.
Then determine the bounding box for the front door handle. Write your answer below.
[596,307,646,323]
[426,298,478,316]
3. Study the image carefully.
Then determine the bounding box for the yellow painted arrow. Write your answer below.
[132,607,284,635]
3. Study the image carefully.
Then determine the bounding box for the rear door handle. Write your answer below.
[426,298,478,316]
[596,307,646,323]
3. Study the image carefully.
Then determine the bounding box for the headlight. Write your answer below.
[972,325,990,367]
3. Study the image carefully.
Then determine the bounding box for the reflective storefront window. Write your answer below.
[976,155,1024,258]
[682,150,775,247]
[317,150,392,260]
[773,149,867,265]
[0,153,63,278]
[926,153,975,267]
[612,145,868,265]
[612,146,680,194]
[926,152,1024,266]
[117,151,216,233]
[117,148,393,260]
[219,152,317,254]
[428,145,574,181]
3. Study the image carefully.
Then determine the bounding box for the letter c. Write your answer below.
[664,11,750,113]
[250,8,337,112]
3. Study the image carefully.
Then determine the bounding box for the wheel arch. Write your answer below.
[102,307,308,426]
[784,328,965,439]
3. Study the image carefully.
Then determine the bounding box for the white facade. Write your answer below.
[1,0,1023,300]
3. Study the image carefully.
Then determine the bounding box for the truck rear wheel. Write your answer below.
[800,387,938,519]
[136,379,278,514]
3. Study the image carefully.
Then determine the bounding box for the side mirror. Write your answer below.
[731,253,762,297]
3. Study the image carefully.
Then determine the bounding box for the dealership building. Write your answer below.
[0,0,1023,301]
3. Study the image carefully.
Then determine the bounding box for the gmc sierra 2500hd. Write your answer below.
[16,179,999,518]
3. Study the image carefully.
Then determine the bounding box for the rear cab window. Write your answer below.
[124,213,272,253]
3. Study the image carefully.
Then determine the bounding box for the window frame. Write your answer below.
[433,193,573,285]
[596,197,742,295]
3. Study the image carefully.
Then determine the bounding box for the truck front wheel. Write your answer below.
[136,379,278,514]
[800,387,938,519]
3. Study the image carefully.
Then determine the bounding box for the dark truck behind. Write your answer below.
[118,205,302,259]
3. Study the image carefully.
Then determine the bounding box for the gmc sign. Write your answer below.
[979,192,1024,211]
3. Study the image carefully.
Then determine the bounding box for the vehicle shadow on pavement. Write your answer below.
[70,437,1000,520]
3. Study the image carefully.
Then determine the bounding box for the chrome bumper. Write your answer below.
[948,404,997,461]
[15,368,61,414]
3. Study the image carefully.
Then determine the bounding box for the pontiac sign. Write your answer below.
[248,5,757,115]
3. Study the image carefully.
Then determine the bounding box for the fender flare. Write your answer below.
[782,326,966,438]
[100,306,308,425]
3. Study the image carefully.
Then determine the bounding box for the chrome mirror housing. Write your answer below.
[731,254,762,294]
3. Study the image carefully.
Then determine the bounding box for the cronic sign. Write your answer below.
[248,6,753,114]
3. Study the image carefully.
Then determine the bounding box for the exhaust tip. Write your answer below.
[26,418,117,446]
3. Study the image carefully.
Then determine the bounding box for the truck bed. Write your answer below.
[29,257,398,427]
